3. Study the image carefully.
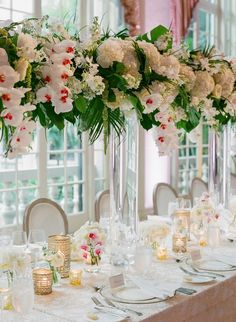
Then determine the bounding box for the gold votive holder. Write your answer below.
[69,269,82,286]
[175,209,190,240]
[33,268,52,295]
[172,234,187,253]
[156,247,168,260]
[48,235,71,278]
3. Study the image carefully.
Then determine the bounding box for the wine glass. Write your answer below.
[12,231,27,251]
[28,229,46,265]
[134,246,153,276]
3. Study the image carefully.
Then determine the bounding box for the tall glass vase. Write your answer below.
[109,112,139,266]
[208,124,231,208]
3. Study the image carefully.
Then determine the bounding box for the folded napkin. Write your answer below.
[128,275,180,299]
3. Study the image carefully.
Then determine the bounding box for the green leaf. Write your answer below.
[63,111,76,124]
[150,25,169,42]
[74,95,87,113]
[113,61,125,74]
[189,106,200,128]
[140,114,153,130]
[46,107,65,130]
[108,88,116,102]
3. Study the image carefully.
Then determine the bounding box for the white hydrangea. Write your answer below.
[179,65,196,91]
[123,73,141,89]
[155,54,180,80]
[213,68,235,98]
[17,32,38,61]
[137,41,161,73]
[84,73,105,96]
[191,71,215,98]
[105,89,132,111]
[122,40,140,78]
[96,38,124,68]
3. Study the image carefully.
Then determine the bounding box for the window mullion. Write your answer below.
[37,125,48,198]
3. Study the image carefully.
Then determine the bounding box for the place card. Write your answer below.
[190,249,202,262]
[109,273,125,289]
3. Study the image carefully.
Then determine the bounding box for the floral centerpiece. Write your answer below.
[43,247,65,284]
[71,222,105,265]
[0,17,236,158]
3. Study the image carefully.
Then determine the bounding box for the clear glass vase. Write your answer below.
[109,112,139,266]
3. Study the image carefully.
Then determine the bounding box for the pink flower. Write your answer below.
[88,232,97,240]
[80,244,88,251]
[82,252,88,259]
[95,248,101,256]
[96,241,103,246]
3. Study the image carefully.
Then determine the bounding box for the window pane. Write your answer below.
[0,0,11,9]
[12,0,33,13]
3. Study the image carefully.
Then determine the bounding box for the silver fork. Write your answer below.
[180,266,217,279]
[104,298,143,316]
[91,296,130,318]
[190,265,225,278]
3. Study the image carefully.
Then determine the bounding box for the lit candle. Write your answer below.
[33,268,52,295]
[172,234,187,253]
[199,236,207,247]
[157,247,168,260]
[69,269,82,286]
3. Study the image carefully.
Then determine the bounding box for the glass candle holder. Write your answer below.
[48,235,71,278]
[172,234,187,253]
[156,246,168,260]
[69,269,82,286]
[174,209,190,240]
[33,268,52,295]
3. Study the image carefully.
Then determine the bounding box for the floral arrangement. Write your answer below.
[139,221,170,248]
[191,192,220,224]
[43,247,65,283]
[71,222,105,265]
[1,16,236,158]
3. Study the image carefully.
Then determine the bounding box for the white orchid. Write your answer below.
[0,65,19,88]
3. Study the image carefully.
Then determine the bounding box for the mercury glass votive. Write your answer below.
[175,209,190,240]
[172,234,187,253]
[69,269,82,286]
[33,268,52,295]
[48,235,71,278]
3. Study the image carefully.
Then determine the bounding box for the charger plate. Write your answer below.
[186,258,236,272]
[100,284,169,304]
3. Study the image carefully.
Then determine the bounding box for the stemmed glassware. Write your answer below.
[12,231,27,251]
[0,272,11,320]
[27,229,46,267]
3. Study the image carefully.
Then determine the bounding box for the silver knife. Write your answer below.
[180,266,217,279]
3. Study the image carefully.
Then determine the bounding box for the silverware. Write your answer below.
[179,266,216,279]
[104,297,143,316]
[190,265,225,278]
[94,306,129,318]
[91,296,130,318]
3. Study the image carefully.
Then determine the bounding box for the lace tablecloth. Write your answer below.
[4,242,236,322]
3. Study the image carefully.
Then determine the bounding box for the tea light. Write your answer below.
[33,268,52,295]
[199,236,207,247]
[69,269,82,286]
[156,247,168,260]
[172,234,187,253]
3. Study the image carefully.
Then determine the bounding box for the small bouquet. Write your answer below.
[72,222,105,265]
[140,222,170,249]
[191,192,220,224]
[43,247,65,283]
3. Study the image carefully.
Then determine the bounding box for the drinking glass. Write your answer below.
[168,201,178,217]
[0,232,12,247]
[12,231,27,251]
[207,225,221,250]
[134,246,153,275]
[12,278,34,316]
[0,272,11,319]
[28,230,46,265]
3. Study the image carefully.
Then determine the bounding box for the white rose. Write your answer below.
[213,68,235,98]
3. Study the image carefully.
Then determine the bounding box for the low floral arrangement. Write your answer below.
[1,16,236,158]
[191,192,220,224]
[43,247,65,283]
[140,221,170,249]
[71,222,105,265]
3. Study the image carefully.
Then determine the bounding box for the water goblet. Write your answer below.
[12,231,27,251]
[134,246,153,276]
[28,229,46,265]
[12,277,34,317]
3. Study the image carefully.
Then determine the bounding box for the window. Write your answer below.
[0,0,123,230]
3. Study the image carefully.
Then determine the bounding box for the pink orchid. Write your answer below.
[0,66,19,88]
[88,232,97,240]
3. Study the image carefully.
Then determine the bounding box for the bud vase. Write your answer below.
[109,112,139,266]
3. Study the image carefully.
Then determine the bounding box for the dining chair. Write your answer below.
[94,189,110,222]
[152,183,178,216]
[23,198,68,237]
[190,177,208,202]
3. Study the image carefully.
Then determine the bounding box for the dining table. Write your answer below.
[3,237,236,322]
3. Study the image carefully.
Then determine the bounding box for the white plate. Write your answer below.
[183,275,215,284]
[186,258,236,272]
[100,285,167,304]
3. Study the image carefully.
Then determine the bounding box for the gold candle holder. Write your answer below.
[69,269,82,286]
[33,268,52,295]
[172,234,187,253]
[48,235,71,278]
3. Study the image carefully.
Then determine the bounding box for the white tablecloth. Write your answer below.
[4,242,236,322]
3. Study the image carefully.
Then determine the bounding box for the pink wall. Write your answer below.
[139,0,172,210]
